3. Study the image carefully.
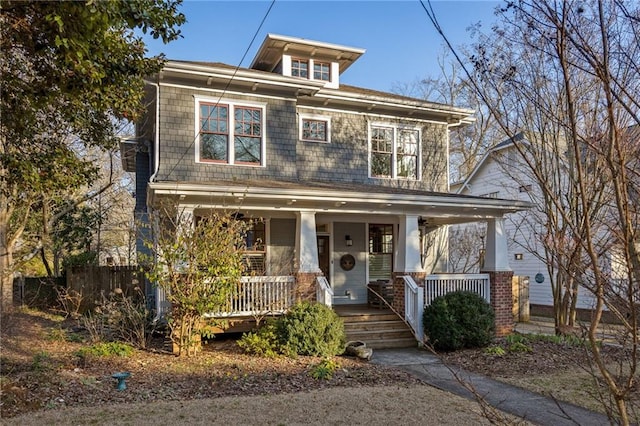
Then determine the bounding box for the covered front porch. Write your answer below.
[148,179,529,338]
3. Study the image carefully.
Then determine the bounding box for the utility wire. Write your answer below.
[160,0,277,180]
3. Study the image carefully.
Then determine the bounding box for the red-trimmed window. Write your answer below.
[313,62,330,81]
[200,103,229,162]
[302,119,327,142]
[199,101,263,165]
[242,219,266,274]
[234,107,262,164]
[292,59,309,78]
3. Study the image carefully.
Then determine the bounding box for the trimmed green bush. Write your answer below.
[237,320,279,358]
[276,302,345,357]
[423,290,495,351]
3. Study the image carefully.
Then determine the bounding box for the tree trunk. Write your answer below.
[0,225,14,314]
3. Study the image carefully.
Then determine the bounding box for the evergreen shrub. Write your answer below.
[276,302,346,357]
[423,290,495,351]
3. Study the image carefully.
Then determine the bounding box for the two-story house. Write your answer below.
[123,34,529,340]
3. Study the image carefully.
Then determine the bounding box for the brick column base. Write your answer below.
[485,270,515,337]
[392,272,426,317]
[295,272,321,303]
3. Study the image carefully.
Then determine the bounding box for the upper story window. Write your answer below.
[196,97,266,166]
[479,191,499,198]
[291,59,309,78]
[313,62,331,81]
[289,57,332,83]
[299,113,331,143]
[370,124,421,180]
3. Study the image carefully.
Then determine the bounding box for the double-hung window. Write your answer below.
[371,127,393,178]
[197,98,265,166]
[200,103,229,162]
[242,219,266,274]
[370,124,420,180]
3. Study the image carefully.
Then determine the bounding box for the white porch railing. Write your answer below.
[209,275,296,318]
[316,276,333,308]
[424,273,491,306]
[403,276,425,344]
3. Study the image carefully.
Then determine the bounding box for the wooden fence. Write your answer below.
[66,265,143,310]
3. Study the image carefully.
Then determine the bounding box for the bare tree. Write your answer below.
[423,0,639,422]
[393,48,503,182]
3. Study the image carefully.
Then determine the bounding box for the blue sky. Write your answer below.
[143,1,501,93]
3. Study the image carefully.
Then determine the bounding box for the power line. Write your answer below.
[160,0,277,180]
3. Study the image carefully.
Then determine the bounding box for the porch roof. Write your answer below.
[148,179,531,225]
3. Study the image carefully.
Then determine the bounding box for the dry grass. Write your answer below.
[1,308,531,425]
[4,307,636,424]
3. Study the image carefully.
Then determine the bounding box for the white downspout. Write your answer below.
[144,80,160,183]
[143,79,163,318]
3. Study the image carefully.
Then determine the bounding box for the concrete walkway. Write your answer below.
[371,347,609,426]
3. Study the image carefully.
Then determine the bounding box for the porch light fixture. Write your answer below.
[345,235,353,246]
[514,253,523,260]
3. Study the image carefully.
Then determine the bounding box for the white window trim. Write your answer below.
[194,95,267,167]
[282,54,339,89]
[299,113,331,143]
[368,121,422,180]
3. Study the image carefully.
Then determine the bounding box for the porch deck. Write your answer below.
[333,304,395,317]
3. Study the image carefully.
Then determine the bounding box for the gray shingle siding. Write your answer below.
[146,84,450,192]
[154,85,298,182]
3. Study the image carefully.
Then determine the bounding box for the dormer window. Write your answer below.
[290,58,331,82]
[313,62,330,81]
[291,59,308,78]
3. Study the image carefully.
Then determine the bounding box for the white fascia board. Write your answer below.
[263,34,366,56]
[455,139,516,194]
[162,62,326,93]
[315,90,475,122]
[149,182,530,213]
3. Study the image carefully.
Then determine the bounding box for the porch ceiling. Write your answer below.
[148,179,531,225]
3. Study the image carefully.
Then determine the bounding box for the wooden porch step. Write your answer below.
[335,305,417,349]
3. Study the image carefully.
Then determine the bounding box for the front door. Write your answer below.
[317,235,330,284]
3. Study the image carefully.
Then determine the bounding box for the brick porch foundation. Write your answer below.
[392,271,426,317]
[485,270,515,337]
[295,272,321,303]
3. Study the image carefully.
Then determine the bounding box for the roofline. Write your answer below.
[149,181,530,216]
[314,88,475,124]
[159,61,474,122]
[249,33,366,71]
[161,61,326,93]
[455,133,525,193]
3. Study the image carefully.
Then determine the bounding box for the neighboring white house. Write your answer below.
[450,135,599,310]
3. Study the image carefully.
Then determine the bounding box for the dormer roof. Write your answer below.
[250,33,365,75]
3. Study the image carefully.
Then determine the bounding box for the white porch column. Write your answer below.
[483,216,511,272]
[295,211,321,273]
[395,214,423,273]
